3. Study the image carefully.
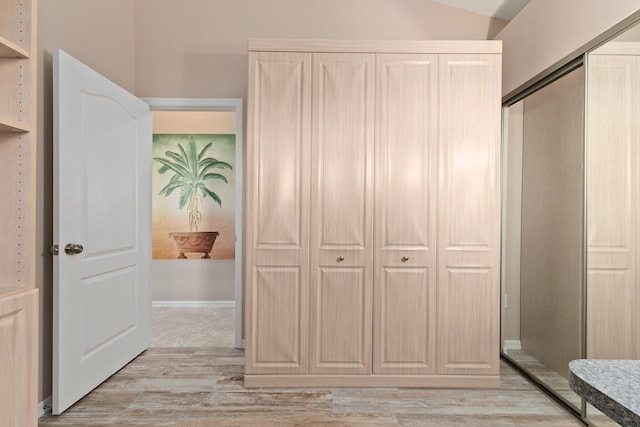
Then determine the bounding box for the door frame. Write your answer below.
[143,97,244,349]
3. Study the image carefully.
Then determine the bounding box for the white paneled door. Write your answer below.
[53,49,152,414]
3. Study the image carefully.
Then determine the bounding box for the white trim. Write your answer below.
[142,97,243,111]
[143,98,244,350]
[152,300,234,308]
[247,39,502,54]
[234,102,245,350]
[245,374,500,388]
[38,395,52,418]
[590,41,640,56]
[503,340,522,351]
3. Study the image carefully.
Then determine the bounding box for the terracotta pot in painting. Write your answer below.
[169,231,219,259]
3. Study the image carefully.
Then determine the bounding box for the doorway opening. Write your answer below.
[144,98,243,349]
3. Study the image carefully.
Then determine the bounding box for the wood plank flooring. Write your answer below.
[39,347,583,426]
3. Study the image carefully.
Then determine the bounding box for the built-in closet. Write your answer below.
[244,39,502,387]
[0,0,39,425]
[501,18,640,426]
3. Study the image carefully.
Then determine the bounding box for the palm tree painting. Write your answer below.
[152,134,235,259]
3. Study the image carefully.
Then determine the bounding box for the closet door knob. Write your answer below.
[337,255,345,262]
[401,256,410,263]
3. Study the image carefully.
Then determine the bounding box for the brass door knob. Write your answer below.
[337,255,345,262]
[401,256,410,263]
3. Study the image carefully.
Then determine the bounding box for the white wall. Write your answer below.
[496,0,640,96]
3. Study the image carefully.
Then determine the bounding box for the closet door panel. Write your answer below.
[310,53,374,374]
[311,53,374,253]
[250,52,310,252]
[251,267,305,371]
[586,54,639,359]
[374,54,437,374]
[439,268,495,372]
[246,52,311,374]
[0,290,38,427]
[375,267,434,373]
[437,54,501,375]
[311,267,369,373]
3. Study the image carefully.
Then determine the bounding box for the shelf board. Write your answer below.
[0,119,29,133]
[0,35,29,58]
[0,286,29,299]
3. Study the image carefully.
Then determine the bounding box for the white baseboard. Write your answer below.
[503,339,522,351]
[152,300,234,308]
[38,395,52,418]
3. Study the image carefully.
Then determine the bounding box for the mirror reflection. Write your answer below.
[502,65,585,412]
[584,22,640,425]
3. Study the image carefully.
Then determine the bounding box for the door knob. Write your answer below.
[401,256,410,262]
[64,243,84,255]
[337,255,345,262]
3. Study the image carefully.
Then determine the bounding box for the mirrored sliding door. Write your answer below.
[503,17,640,427]
[501,65,585,413]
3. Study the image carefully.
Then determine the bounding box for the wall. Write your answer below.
[151,111,236,301]
[133,0,506,98]
[37,0,136,406]
[495,0,640,97]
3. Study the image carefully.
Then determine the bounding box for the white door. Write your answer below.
[52,49,152,414]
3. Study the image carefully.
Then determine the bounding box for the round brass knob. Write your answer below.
[337,255,345,262]
[401,256,410,263]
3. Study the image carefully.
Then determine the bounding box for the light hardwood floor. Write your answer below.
[39,308,584,426]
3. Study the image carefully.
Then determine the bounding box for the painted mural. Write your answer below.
[152,134,235,259]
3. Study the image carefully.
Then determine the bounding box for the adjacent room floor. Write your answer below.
[39,307,584,426]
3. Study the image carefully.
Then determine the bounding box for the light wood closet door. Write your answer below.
[0,290,37,427]
[587,53,639,359]
[373,54,437,374]
[245,52,312,374]
[309,53,374,374]
[437,54,501,375]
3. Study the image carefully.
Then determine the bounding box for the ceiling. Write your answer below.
[431,0,531,21]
